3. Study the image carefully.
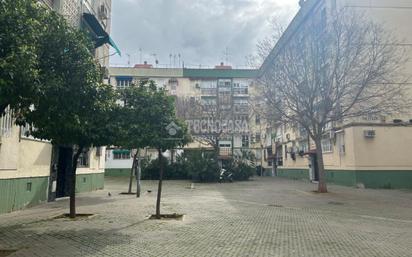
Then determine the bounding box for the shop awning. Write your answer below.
[112,149,130,155]
[83,13,121,56]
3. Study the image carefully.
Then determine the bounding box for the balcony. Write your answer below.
[233,104,249,114]
[201,88,217,96]
[233,88,249,96]
[218,147,232,159]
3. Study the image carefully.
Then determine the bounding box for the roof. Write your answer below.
[183,68,258,79]
[109,67,258,79]
[109,67,183,78]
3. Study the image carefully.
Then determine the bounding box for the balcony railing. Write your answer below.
[233,105,249,114]
[201,88,217,95]
[219,147,232,157]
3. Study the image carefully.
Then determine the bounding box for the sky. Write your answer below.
[109,0,299,68]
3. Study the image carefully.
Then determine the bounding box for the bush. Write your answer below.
[185,150,220,183]
[225,150,256,181]
[231,162,255,181]
[141,157,190,180]
[140,149,253,182]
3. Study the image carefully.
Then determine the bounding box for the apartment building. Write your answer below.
[105,64,278,176]
[259,0,412,189]
[0,0,119,214]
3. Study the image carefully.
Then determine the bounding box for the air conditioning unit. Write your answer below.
[99,5,108,20]
[363,130,376,138]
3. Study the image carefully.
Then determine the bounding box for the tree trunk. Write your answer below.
[128,151,137,194]
[135,150,141,198]
[170,149,175,163]
[69,145,84,219]
[156,149,164,219]
[314,138,328,193]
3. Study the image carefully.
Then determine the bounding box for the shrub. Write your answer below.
[184,150,220,182]
[231,162,255,181]
[141,157,190,180]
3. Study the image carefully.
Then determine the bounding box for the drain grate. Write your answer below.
[0,250,17,257]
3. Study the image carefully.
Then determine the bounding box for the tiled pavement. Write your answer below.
[0,177,411,257]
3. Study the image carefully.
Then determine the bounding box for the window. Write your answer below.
[113,150,131,160]
[255,133,261,142]
[201,82,217,95]
[233,82,248,95]
[242,135,249,148]
[298,126,307,138]
[201,97,217,106]
[267,146,273,157]
[218,79,231,88]
[299,140,308,153]
[0,106,13,138]
[116,77,133,89]
[77,150,90,168]
[255,115,261,125]
[321,138,333,153]
[26,182,32,192]
[200,80,217,89]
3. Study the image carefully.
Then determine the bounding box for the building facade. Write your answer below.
[260,0,412,189]
[0,0,118,214]
[106,64,277,176]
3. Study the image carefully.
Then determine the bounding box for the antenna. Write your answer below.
[139,48,142,64]
[126,53,131,66]
[224,47,230,64]
[150,53,157,66]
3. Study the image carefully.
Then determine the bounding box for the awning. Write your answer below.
[82,13,121,56]
[112,149,131,155]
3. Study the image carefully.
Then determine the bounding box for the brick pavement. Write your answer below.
[0,177,411,257]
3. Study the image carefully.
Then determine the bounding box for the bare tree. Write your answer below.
[246,15,288,69]
[175,95,236,152]
[260,9,410,193]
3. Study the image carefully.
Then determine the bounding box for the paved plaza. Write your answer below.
[0,177,411,257]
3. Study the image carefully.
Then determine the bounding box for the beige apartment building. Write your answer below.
[0,0,119,214]
[106,64,279,176]
[259,0,412,188]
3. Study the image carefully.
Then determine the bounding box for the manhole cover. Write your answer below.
[0,250,17,257]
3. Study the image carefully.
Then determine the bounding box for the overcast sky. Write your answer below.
[109,0,299,68]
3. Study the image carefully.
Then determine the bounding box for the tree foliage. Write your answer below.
[18,5,118,217]
[0,0,46,117]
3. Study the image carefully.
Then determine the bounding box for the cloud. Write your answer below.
[109,0,299,68]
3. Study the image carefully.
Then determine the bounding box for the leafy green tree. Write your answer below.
[24,11,118,218]
[117,81,168,197]
[0,0,47,117]
[133,81,190,218]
